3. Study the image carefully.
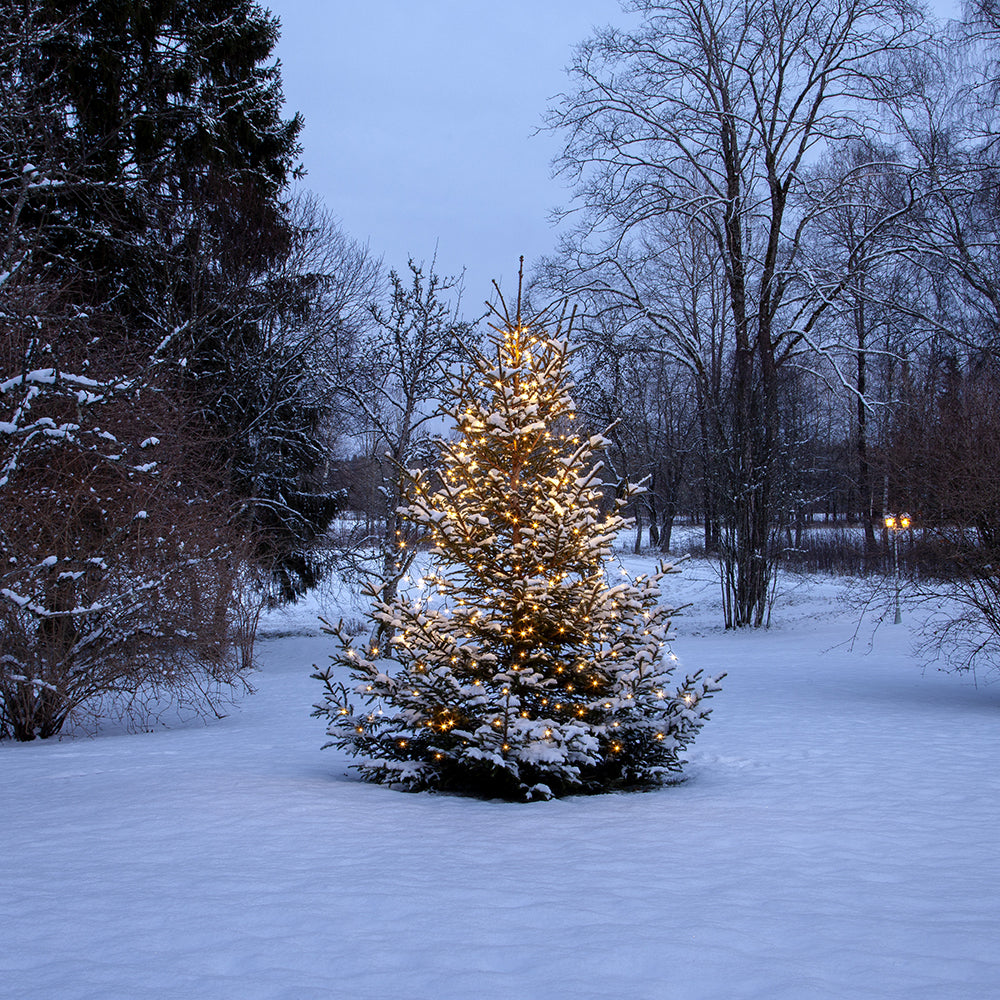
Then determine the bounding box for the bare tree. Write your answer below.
[545,0,925,625]
[331,260,475,614]
[573,318,697,553]
[800,141,924,558]
[885,359,1000,679]
[233,193,382,600]
[0,270,260,739]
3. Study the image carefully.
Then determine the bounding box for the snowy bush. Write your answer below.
[0,306,258,739]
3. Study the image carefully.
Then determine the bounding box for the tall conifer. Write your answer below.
[1,0,334,598]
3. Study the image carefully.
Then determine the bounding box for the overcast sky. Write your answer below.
[268,1,960,313]
[267,0,629,310]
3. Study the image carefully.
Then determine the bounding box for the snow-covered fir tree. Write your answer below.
[314,283,722,800]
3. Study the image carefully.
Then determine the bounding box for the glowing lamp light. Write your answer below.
[883,512,912,624]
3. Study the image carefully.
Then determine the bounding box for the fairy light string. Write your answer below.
[313,260,723,801]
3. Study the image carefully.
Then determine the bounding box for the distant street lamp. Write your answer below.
[884,513,911,624]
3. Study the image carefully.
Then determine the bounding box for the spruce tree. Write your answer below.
[1,0,336,599]
[314,282,722,801]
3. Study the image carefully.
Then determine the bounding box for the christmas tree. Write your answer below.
[313,277,722,801]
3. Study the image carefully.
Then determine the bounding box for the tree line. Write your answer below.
[6,0,1000,739]
[537,0,1000,637]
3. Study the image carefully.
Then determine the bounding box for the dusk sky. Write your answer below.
[267,1,959,312]
[267,0,630,310]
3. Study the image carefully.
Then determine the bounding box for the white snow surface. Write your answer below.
[3,555,999,1000]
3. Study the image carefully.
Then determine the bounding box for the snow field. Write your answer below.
[2,557,999,999]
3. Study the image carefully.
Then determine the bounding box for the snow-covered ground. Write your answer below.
[3,556,999,1000]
